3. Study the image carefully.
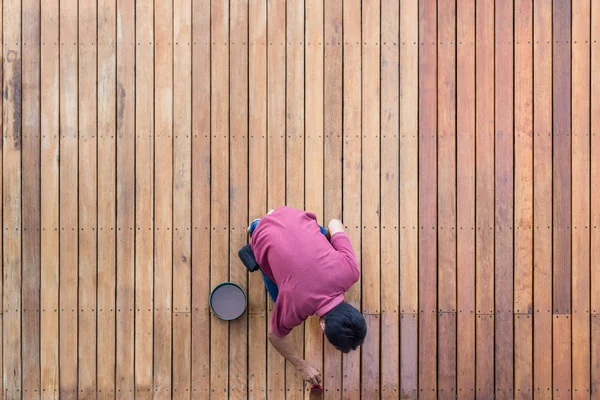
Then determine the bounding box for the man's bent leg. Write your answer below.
[261,271,279,303]
[248,218,261,236]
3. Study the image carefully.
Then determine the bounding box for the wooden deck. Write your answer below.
[1,0,599,399]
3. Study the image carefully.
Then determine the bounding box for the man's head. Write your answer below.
[319,302,367,353]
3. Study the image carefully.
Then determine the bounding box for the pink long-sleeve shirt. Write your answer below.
[251,206,360,337]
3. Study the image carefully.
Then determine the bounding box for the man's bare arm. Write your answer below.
[267,327,321,385]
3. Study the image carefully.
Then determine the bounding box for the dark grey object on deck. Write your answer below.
[209,282,247,320]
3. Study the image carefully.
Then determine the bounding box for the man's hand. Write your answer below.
[327,219,345,237]
[297,363,321,386]
[267,327,322,385]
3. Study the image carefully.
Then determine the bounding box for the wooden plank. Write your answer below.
[341,1,361,397]
[514,315,533,399]
[380,0,399,398]
[435,314,455,399]
[399,1,418,397]
[553,315,572,399]
[135,0,154,396]
[593,317,600,397]
[247,0,267,397]
[323,2,343,397]
[494,0,514,397]
[572,0,591,397]
[533,0,553,394]
[323,0,342,224]
[40,0,60,396]
[285,0,304,210]
[210,0,230,397]
[418,0,437,397]
[285,0,305,397]
[153,0,173,396]
[3,0,22,398]
[21,0,41,396]
[116,0,136,396]
[0,1,3,394]
[266,0,285,396]
[514,0,533,396]
[437,0,456,397]
[305,2,325,398]
[593,0,600,395]
[59,0,78,396]
[191,0,211,398]
[78,0,98,396]
[475,0,495,396]
[97,0,117,397]
[173,0,193,397]
[552,0,572,395]
[361,1,380,397]
[456,0,475,396]
[552,0,571,316]
[228,1,248,398]
[172,314,192,400]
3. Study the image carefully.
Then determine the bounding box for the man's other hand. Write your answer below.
[327,219,345,237]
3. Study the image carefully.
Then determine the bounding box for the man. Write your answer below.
[246,206,366,386]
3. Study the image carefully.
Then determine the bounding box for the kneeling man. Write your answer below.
[247,206,366,386]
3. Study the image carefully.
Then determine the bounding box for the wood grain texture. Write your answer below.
[228,1,248,399]
[191,0,211,398]
[571,0,591,397]
[285,1,305,398]
[97,0,117,397]
[592,0,600,396]
[3,0,22,398]
[59,0,78,396]
[135,1,155,396]
[553,315,572,398]
[21,0,41,397]
[154,0,173,396]
[210,1,230,398]
[456,1,475,396]
[2,2,597,398]
[341,1,361,398]
[116,0,136,397]
[78,0,98,396]
[494,0,514,397]
[400,1,419,397]
[266,0,286,396]
[0,0,3,393]
[380,0,399,397]
[533,0,553,394]
[514,0,533,396]
[323,1,343,397]
[514,315,533,399]
[361,0,380,397]
[475,1,495,396]
[437,1,456,397]
[40,0,60,396]
[304,2,325,396]
[552,0,571,316]
[552,0,572,395]
[173,0,193,398]
[418,0,437,397]
[247,0,268,398]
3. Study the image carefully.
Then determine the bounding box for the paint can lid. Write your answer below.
[209,282,247,320]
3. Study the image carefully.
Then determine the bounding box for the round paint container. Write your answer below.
[209,282,247,320]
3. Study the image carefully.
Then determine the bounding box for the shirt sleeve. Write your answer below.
[330,232,360,286]
[269,289,302,337]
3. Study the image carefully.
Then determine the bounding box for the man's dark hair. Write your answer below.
[323,302,367,353]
